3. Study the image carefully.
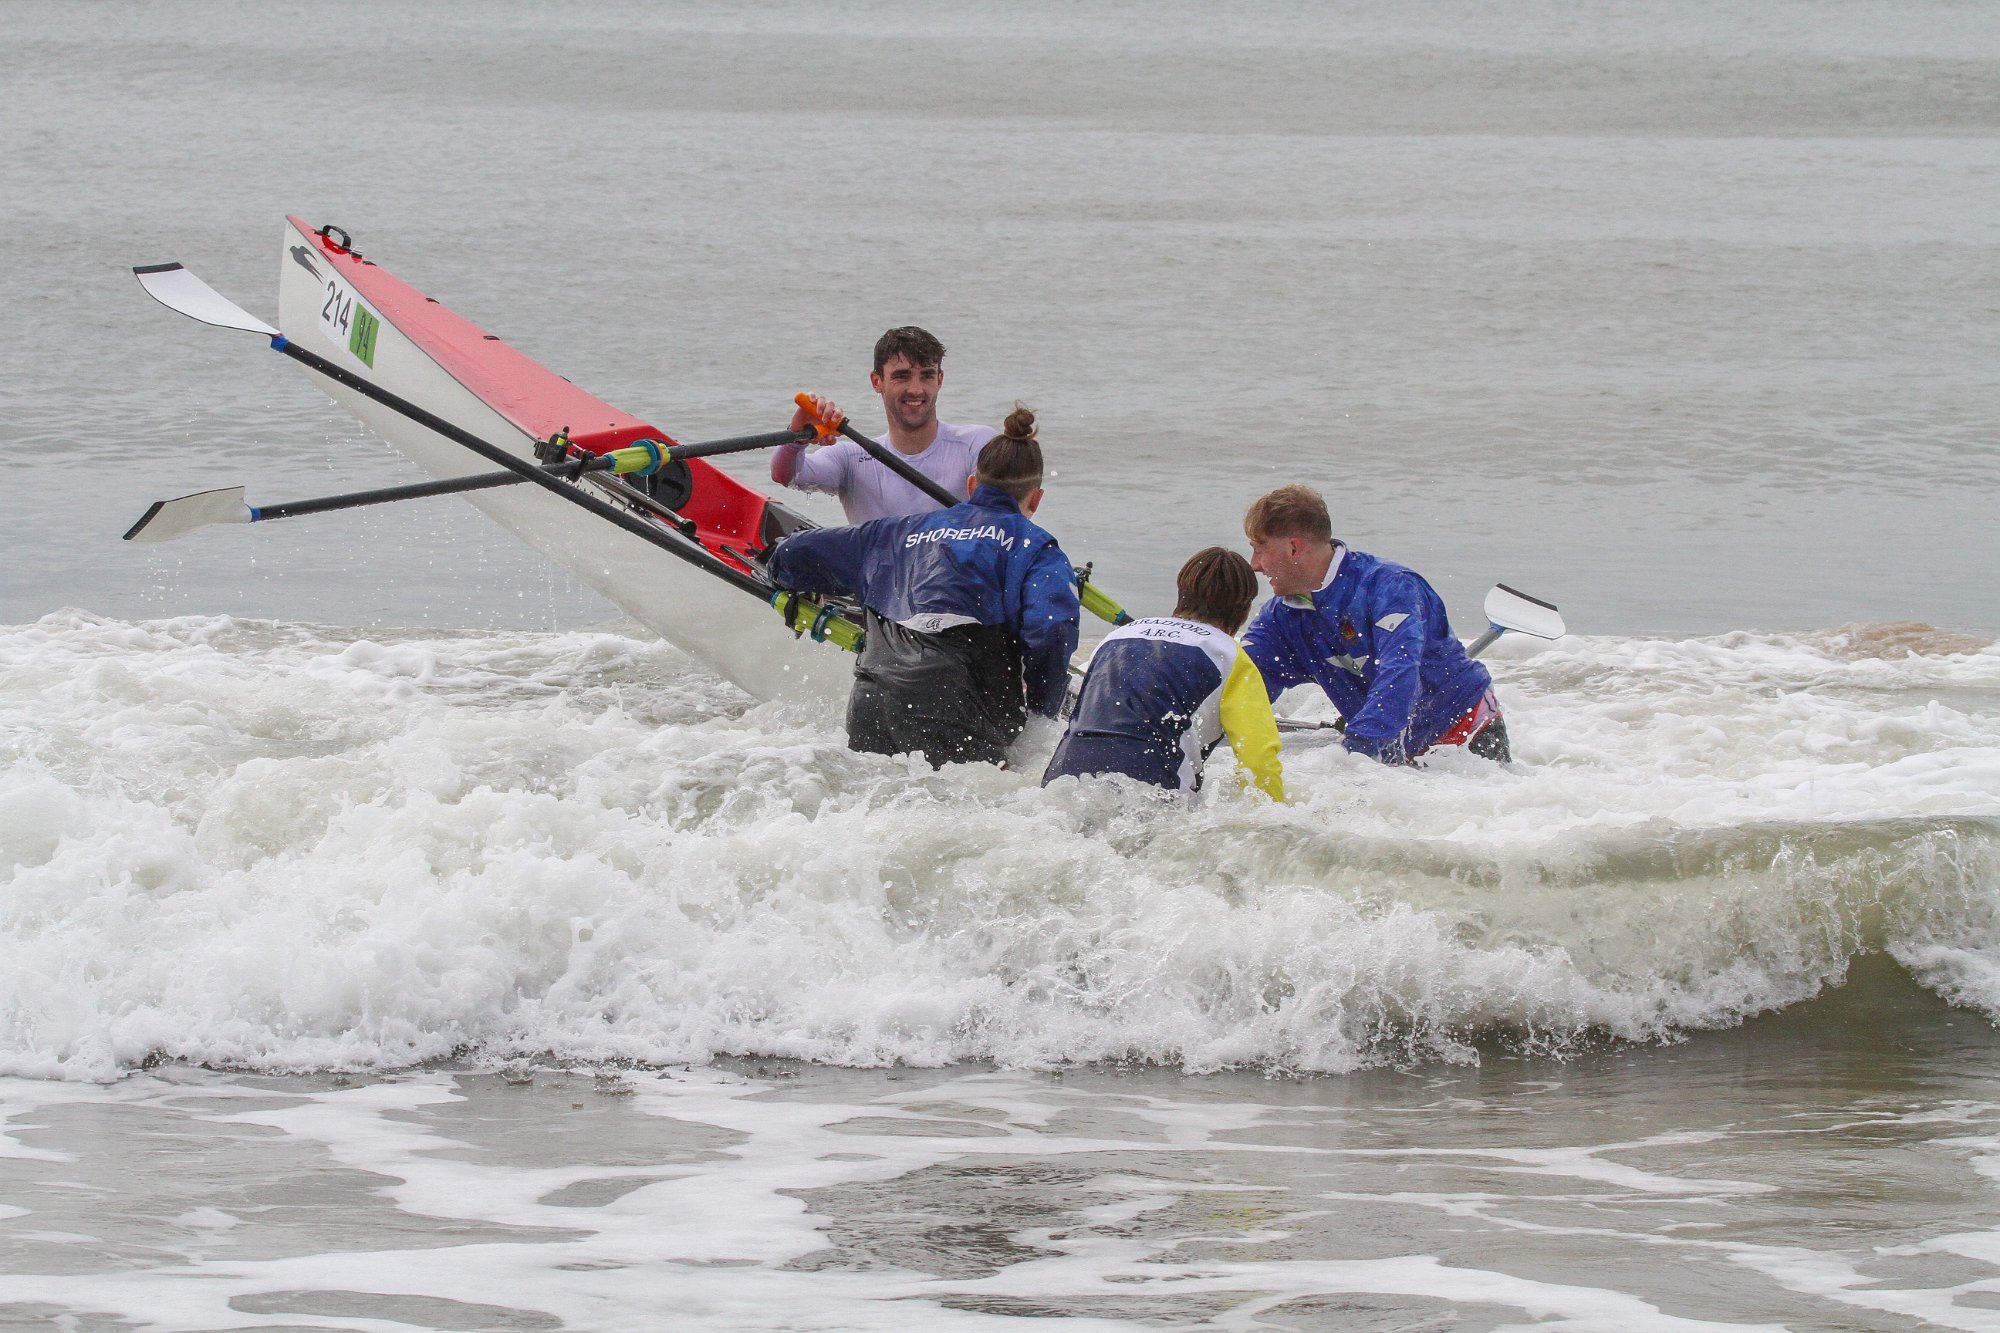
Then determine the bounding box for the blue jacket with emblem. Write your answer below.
[767,484,1081,720]
[1240,545,1491,763]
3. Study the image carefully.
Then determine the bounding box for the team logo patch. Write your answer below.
[896,611,979,634]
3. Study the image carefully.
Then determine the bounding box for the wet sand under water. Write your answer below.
[4,956,1999,1330]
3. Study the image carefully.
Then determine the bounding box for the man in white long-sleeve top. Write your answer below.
[771,326,994,524]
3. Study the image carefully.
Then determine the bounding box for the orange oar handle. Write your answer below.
[793,392,846,440]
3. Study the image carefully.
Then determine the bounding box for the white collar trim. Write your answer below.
[1280,543,1344,609]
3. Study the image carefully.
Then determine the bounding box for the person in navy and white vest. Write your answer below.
[767,406,1080,768]
[1044,547,1285,801]
[1239,485,1510,766]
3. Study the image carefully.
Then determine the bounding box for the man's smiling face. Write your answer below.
[870,355,942,435]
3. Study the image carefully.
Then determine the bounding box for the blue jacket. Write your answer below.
[1241,545,1491,763]
[767,485,1081,719]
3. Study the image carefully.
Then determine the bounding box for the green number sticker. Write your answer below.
[348,305,380,368]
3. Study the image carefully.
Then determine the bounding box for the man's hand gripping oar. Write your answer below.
[789,392,1134,628]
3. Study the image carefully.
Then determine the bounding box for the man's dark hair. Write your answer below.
[976,405,1044,503]
[873,326,946,376]
[1174,547,1259,635]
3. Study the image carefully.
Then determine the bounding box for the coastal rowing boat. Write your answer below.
[271,217,851,705]
[130,220,1562,722]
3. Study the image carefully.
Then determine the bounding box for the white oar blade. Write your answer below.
[123,487,251,544]
[1484,583,1565,641]
[132,263,278,337]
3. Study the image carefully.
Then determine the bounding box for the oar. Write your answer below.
[134,262,764,593]
[786,392,960,510]
[130,262,865,651]
[123,431,818,544]
[1464,583,1565,658]
[792,392,1135,627]
[640,426,819,464]
[1274,583,1566,734]
[126,445,637,543]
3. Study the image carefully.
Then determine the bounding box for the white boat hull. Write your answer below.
[273,218,849,708]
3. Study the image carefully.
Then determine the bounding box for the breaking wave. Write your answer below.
[2,610,1996,1081]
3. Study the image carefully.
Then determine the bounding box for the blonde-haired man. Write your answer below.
[1241,485,1507,765]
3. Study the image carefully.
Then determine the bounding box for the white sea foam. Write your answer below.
[1,611,1995,1081]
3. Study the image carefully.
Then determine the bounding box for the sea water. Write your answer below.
[2,1,1998,1328]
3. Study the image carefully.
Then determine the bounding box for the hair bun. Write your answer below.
[1001,403,1038,442]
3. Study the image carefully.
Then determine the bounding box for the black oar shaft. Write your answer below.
[257,470,522,521]
[260,429,817,525]
[251,453,617,522]
[836,422,960,508]
[665,428,815,462]
[266,336,768,599]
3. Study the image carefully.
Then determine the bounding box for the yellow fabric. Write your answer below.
[1078,579,1131,627]
[1219,648,1286,801]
